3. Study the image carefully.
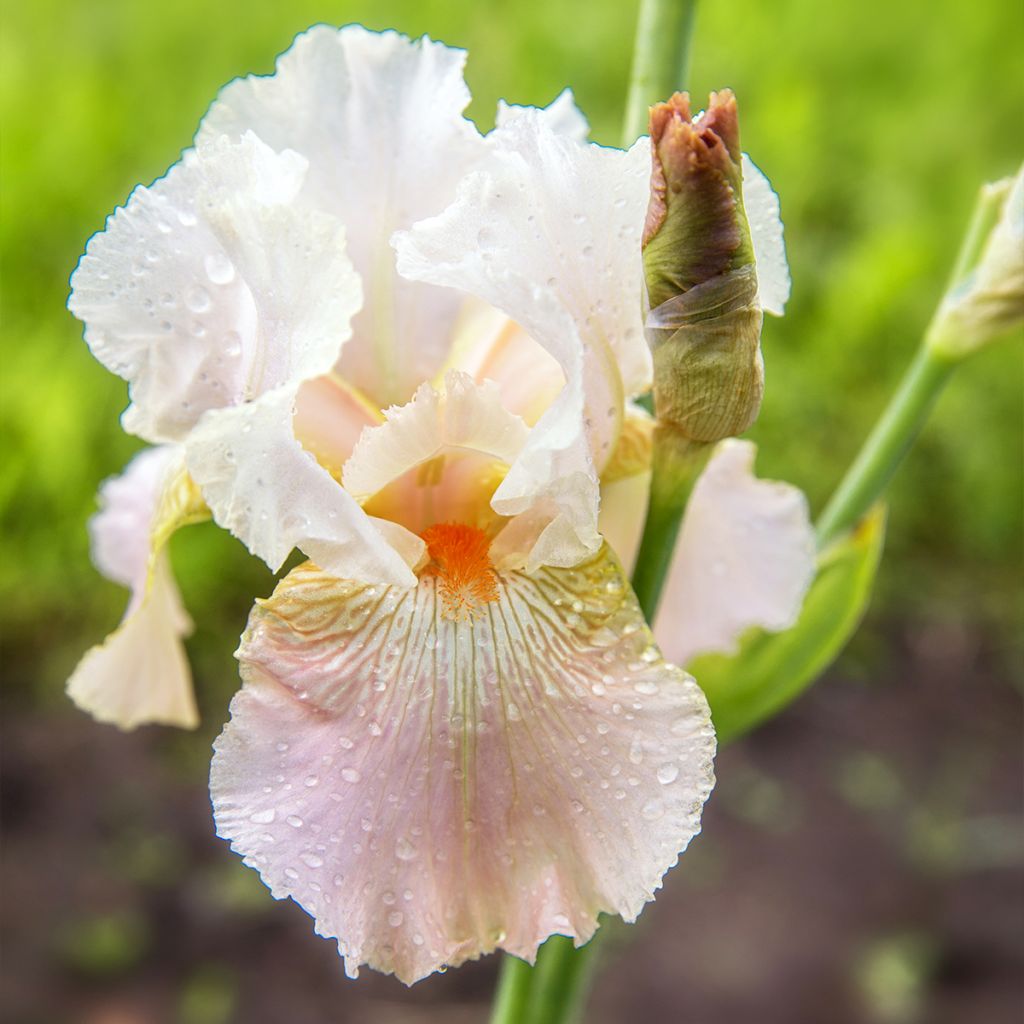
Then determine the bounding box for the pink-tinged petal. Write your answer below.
[293,375,382,477]
[90,446,183,596]
[211,546,715,983]
[495,89,589,141]
[200,26,485,408]
[69,132,361,444]
[742,155,791,317]
[68,553,197,730]
[186,388,417,586]
[654,440,816,666]
[441,301,565,427]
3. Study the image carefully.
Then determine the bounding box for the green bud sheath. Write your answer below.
[642,91,765,442]
[927,164,1024,360]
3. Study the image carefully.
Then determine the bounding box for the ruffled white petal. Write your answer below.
[496,88,589,141]
[186,388,417,585]
[653,440,815,666]
[742,155,790,317]
[69,132,360,443]
[200,25,485,408]
[211,546,715,984]
[68,446,200,729]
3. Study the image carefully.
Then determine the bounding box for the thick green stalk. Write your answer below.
[622,0,699,146]
[815,345,956,547]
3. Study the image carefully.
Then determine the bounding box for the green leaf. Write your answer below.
[690,504,887,744]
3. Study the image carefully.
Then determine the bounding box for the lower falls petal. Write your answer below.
[210,545,715,984]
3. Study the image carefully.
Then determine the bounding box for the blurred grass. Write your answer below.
[1,0,1021,714]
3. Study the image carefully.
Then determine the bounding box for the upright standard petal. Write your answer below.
[394,115,652,568]
[211,545,715,983]
[67,446,205,729]
[653,440,816,666]
[199,26,485,407]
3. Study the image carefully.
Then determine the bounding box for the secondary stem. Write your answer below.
[622,0,699,146]
[815,344,956,547]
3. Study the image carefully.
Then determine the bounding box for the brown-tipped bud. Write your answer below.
[642,90,764,443]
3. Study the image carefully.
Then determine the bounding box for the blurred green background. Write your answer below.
[2,1,1021,1022]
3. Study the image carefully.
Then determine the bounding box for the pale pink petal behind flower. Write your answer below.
[652,439,816,665]
[200,26,486,408]
[211,547,714,983]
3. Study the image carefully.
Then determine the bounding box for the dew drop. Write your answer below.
[395,837,418,861]
[284,867,299,880]
[341,768,361,783]
[388,911,404,927]
[185,284,211,312]
[204,252,235,285]
[286,815,304,829]
[657,763,680,785]
[300,851,324,868]
[249,809,276,825]
[641,798,664,821]
[628,735,644,765]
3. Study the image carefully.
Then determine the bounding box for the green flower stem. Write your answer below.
[621,0,699,146]
[631,432,710,620]
[490,955,533,1024]
[815,344,956,547]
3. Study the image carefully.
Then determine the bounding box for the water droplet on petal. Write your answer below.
[204,252,235,285]
[657,763,680,785]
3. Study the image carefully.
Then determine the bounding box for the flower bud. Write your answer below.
[927,164,1024,360]
[642,91,764,442]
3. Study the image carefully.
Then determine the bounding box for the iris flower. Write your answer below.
[68,26,814,982]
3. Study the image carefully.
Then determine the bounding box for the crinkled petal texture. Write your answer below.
[395,114,652,570]
[68,129,405,583]
[199,25,485,408]
[653,440,816,665]
[67,446,199,729]
[212,547,715,983]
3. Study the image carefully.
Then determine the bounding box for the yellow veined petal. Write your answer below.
[211,544,715,983]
